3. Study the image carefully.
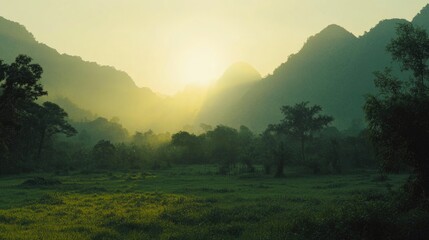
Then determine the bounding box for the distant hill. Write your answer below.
[0,16,199,132]
[195,62,261,126]
[197,5,429,131]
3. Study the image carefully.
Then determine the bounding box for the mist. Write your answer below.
[1,2,429,240]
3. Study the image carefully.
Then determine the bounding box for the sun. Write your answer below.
[178,45,225,87]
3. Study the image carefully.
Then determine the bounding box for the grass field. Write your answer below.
[0,166,409,239]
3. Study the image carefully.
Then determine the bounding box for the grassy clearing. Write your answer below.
[0,166,409,239]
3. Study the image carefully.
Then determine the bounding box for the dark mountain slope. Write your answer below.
[412,4,429,28]
[204,15,416,131]
[0,17,195,132]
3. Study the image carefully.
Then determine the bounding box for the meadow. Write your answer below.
[0,166,412,240]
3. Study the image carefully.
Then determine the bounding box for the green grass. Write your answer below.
[0,166,409,239]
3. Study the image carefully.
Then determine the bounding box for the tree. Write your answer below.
[0,55,47,173]
[364,23,429,200]
[92,140,116,169]
[238,125,256,172]
[171,131,203,164]
[387,23,429,95]
[0,55,46,109]
[171,131,198,147]
[0,55,47,140]
[270,101,333,164]
[207,125,239,174]
[34,102,77,160]
[261,128,290,177]
[0,55,46,130]
[115,143,142,169]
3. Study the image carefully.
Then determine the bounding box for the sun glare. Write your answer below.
[178,45,225,87]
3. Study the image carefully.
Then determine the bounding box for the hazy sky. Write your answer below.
[0,0,428,94]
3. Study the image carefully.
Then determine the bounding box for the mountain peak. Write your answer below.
[361,18,408,41]
[216,62,261,90]
[223,62,260,77]
[310,24,355,43]
[319,24,355,37]
[412,4,429,27]
[296,24,356,58]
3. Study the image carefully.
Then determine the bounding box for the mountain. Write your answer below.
[213,62,261,91]
[197,5,429,131]
[412,4,429,28]
[195,62,261,127]
[0,16,199,132]
[3,4,429,133]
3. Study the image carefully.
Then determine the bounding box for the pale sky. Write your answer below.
[0,0,428,94]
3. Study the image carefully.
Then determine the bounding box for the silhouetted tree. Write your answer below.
[270,101,333,164]
[171,131,198,147]
[0,55,46,133]
[261,128,290,177]
[365,23,429,200]
[0,55,47,173]
[238,125,256,172]
[0,55,46,111]
[207,125,239,174]
[34,102,77,160]
[92,140,116,169]
[388,23,429,95]
[171,131,203,164]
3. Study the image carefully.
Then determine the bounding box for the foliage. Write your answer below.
[0,56,77,174]
[0,55,46,106]
[0,55,47,153]
[237,126,257,173]
[268,102,333,174]
[206,125,240,174]
[92,140,116,169]
[260,129,291,177]
[364,23,429,199]
[171,131,205,164]
[34,101,77,160]
[71,117,129,146]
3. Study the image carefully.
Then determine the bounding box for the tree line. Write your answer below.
[0,56,375,176]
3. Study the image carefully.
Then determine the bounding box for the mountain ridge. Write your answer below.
[2,4,429,132]
[412,4,429,26]
[0,16,193,132]
[199,5,429,131]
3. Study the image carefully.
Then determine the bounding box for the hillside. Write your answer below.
[195,62,261,127]
[2,4,429,133]
[0,16,199,132]
[196,5,429,131]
